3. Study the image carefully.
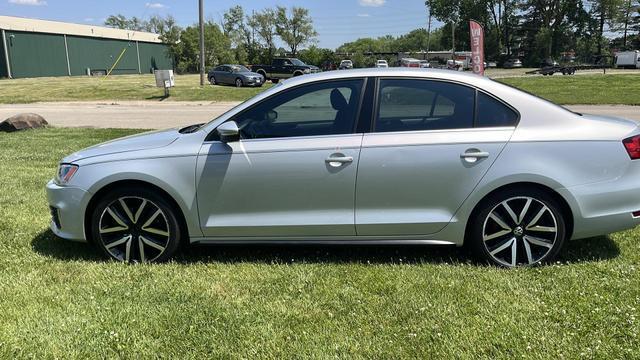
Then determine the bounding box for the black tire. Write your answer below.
[209,76,216,85]
[90,186,182,263]
[468,187,567,267]
[293,71,303,77]
[271,78,279,84]
[235,78,243,88]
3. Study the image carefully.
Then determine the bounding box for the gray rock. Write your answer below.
[0,113,49,132]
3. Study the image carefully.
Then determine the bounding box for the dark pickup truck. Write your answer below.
[251,58,320,83]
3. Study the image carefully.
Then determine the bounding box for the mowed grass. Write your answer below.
[1,72,640,105]
[0,127,639,359]
[499,74,640,105]
[0,74,271,104]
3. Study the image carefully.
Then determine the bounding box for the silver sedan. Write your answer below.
[46,68,640,266]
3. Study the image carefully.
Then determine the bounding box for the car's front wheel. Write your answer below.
[469,188,566,267]
[91,187,182,263]
[235,78,243,88]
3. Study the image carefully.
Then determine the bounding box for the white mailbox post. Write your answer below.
[154,70,175,97]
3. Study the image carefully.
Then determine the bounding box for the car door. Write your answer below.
[197,78,367,238]
[219,66,233,84]
[355,78,517,236]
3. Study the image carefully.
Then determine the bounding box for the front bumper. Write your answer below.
[46,179,90,242]
[245,78,264,86]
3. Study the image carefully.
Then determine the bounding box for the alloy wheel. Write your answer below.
[482,196,558,266]
[98,196,171,262]
[235,79,243,87]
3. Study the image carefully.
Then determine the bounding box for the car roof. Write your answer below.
[280,68,486,88]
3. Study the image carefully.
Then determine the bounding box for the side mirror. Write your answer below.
[216,121,240,143]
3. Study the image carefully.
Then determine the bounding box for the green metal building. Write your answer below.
[0,16,172,79]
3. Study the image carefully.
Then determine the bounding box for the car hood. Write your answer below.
[63,128,180,163]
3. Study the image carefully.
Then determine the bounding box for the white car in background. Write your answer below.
[376,60,389,68]
[339,60,354,70]
[420,60,431,68]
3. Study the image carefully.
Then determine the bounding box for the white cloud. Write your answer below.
[357,13,371,17]
[359,0,385,7]
[145,2,167,9]
[8,0,47,6]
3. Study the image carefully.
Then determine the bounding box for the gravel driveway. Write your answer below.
[0,101,638,129]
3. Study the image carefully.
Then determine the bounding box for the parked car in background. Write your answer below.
[339,60,354,70]
[541,58,559,67]
[376,60,389,68]
[615,50,640,69]
[321,61,337,71]
[400,58,421,68]
[47,68,640,267]
[419,60,431,68]
[251,58,319,84]
[208,65,264,87]
[503,58,523,68]
[486,61,498,68]
[446,59,464,71]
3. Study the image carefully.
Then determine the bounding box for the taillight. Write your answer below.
[623,135,640,159]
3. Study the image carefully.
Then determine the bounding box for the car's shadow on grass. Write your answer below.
[31,229,621,265]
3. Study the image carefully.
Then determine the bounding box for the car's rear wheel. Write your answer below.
[469,188,566,267]
[271,78,279,84]
[209,76,216,85]
[91,187,182,263]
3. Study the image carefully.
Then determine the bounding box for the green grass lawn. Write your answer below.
[0,127,639,358]
[0,72,639,105]
[0,74,271,104]
[499,74,640,105]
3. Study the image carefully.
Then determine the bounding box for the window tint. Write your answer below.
[476,92,519,127]
[214,66,224,71]
[231,79,364,139]
[375,79,475,133]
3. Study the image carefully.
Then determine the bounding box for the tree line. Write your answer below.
[105,1,640,72]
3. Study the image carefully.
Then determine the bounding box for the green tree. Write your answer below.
[175,22,233,74]
[104,14,129,29]
[252,8,278,61]
[275,6,318,56]
[589,0,625,54]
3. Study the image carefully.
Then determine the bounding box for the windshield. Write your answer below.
[290,59,306,66]
[230,65,250,72]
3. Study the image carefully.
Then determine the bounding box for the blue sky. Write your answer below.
[0,0,439,49]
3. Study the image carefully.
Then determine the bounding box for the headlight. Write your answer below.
[56,164,79,185]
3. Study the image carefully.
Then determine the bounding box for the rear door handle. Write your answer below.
[460,150,490,163]
[326,155,353,167]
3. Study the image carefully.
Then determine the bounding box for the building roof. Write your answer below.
[0,15,162,43]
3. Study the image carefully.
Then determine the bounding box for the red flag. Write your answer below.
[469,20,485,76]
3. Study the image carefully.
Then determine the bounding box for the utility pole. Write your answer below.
[451,21,455,59]
[425,1,432,58]
[198,0,206,86]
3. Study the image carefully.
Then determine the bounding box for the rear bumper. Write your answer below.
[559,175,640,239]
[46,180,90,242]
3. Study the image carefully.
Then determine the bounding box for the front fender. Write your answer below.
[76,156,203,238]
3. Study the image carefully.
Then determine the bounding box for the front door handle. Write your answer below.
[326,155,353,167]
[460,150,490,163]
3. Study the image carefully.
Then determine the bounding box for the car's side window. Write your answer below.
[375,79,475,133]
[231,79,364,140]
[476,92,519,127]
